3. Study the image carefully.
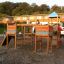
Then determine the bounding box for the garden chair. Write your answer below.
[6,22,16,48]
[34,25,52,54]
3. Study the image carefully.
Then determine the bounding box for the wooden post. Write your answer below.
[57,16,60,48]
[49,18,52,52]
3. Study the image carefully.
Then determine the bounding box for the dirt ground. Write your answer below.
[0,37,64,64]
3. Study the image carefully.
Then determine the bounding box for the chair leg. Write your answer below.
[15,34,16,48]
[46,37,49,54]
[34,35,37,52]
[6,35,8,48]
[40,38,42,51]
[49,37,52,53]
[57,36,59,48]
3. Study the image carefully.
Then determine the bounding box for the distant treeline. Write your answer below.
[0,1,64,17]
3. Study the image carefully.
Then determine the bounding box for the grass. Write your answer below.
[0,28,5,34]
[0,24,6,34]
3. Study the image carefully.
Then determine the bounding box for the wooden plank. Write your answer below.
[35,25,49,31]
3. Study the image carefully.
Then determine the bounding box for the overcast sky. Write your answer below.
[0,0,64,7]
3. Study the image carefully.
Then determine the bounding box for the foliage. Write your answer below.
[0,2,63,17]
[51,5,61,13]
[0,24,6,34]
[39,4,50,14]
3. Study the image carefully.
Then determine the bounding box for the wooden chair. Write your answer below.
[6,23,16,48]
[34,25,52,54]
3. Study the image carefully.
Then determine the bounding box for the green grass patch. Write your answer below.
[0,28,5,34]
[0,24,6,34]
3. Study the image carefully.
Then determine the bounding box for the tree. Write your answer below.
[0,2,63,16]
[61,6,64,13]
[0,2,19,16]
[39,4,50,14]
[12,2,31,15]
[51,5,61,13]
[0,13,8,18]
[31,3,40,14]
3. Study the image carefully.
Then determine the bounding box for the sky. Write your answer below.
[0,0,64,7]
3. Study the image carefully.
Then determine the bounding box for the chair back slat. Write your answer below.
[35,25,50,36]
[7,23,16,34]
